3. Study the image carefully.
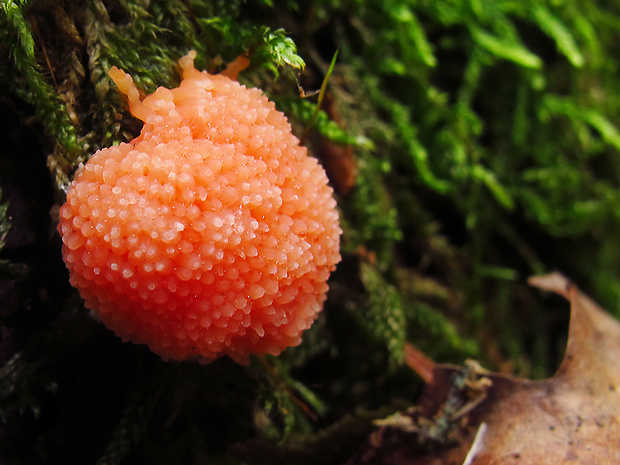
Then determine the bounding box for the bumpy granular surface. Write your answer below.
[58,52,342,363]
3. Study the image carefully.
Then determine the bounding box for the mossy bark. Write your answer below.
[2,1,620,463]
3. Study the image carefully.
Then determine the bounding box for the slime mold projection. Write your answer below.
[58,51,342,363]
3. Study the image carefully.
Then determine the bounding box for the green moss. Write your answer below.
[3,0,620,462]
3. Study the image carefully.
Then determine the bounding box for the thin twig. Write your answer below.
[30,17,57,87]
[300,49,338,145]
[256,355,318,422]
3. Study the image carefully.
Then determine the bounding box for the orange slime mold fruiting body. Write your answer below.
[59,51,342,363]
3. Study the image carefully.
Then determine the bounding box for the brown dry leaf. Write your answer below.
[350,272,620,464]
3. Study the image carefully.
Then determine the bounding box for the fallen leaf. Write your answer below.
[349,272,620,464]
